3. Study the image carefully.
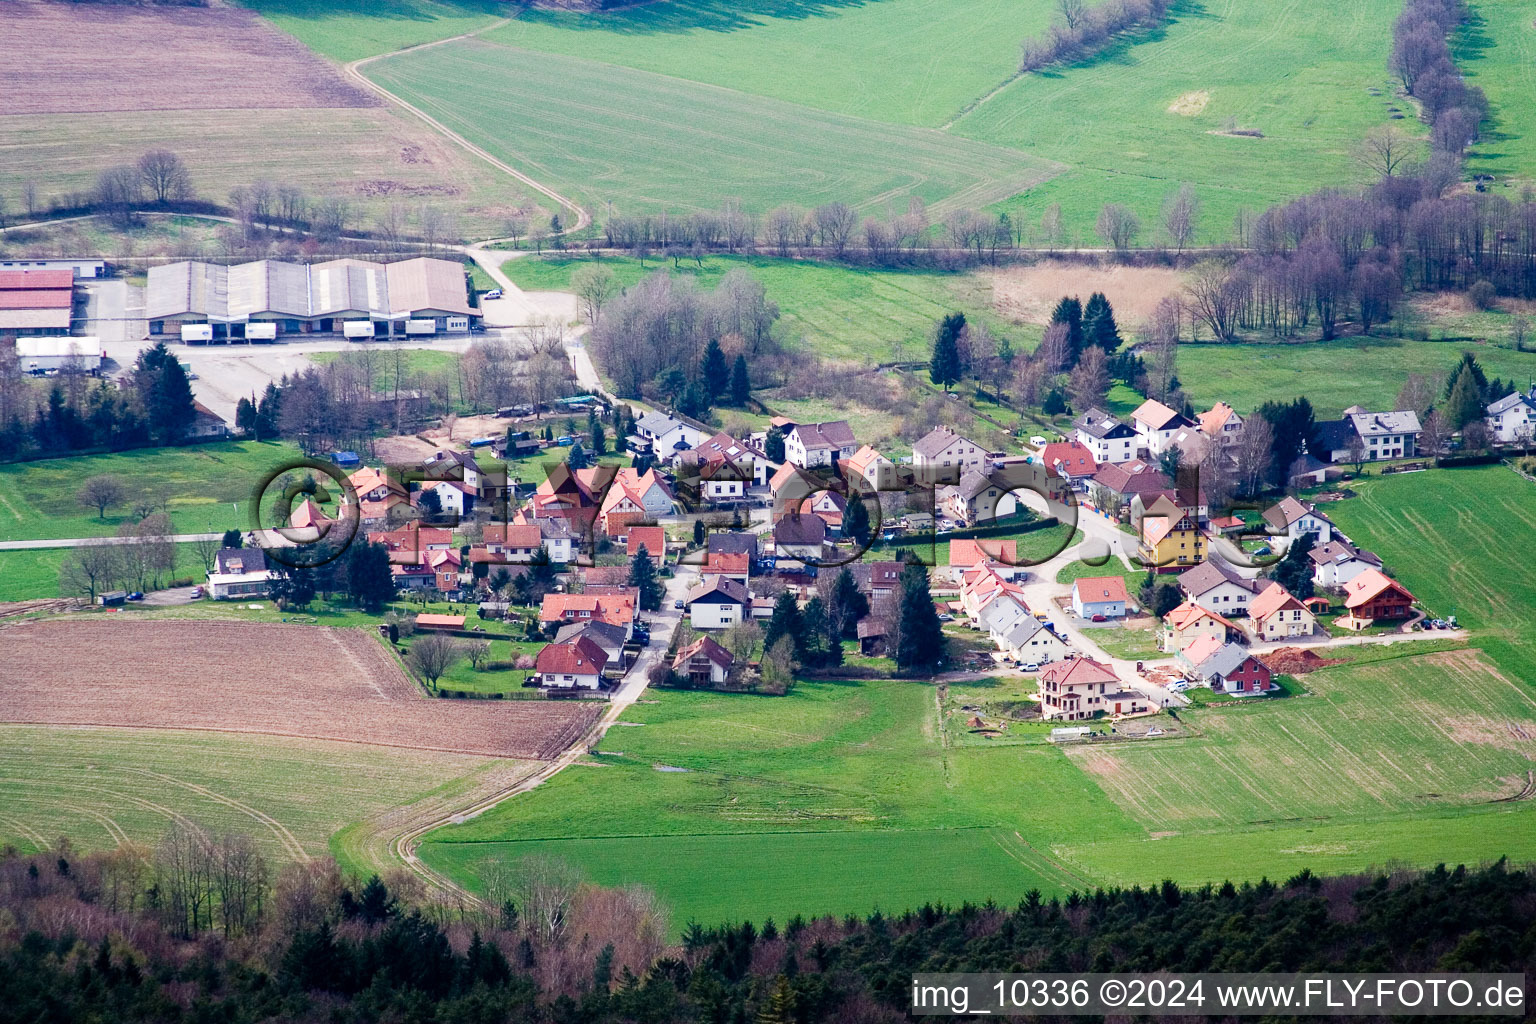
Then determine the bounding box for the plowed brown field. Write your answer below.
[0,1,375,113]
[0,619,598,760]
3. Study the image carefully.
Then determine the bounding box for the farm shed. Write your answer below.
[145,257,478,340]
[15,336,101,372]
[0,269,76,335]
[0,259,104,278]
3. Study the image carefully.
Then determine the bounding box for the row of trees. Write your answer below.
[1,341,198,463]
[1390,0,1487,159]
[1020,0,1174,73]
[7,831,1530,1022]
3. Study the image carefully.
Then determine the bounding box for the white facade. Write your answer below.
[690,599,745,630]
[1486,390,1536,444]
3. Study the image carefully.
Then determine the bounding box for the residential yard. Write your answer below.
[1088,619,1164,662]
[436,637,545,695]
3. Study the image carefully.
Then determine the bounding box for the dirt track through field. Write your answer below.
[0,619,599,760]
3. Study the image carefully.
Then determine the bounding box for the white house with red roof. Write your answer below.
[1036,441,1097,491]
[843,445,898,491]
[534,636,609,690]
[1248,581,1318,641]
[1131,399,1194,456]
[1071,576,1128,619]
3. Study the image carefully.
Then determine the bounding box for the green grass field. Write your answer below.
[0,725,492,866]
[954,0,1413,243]
[421,676,1130,929]
[1458,0,1536,191]
[0,543,207,603]
[486,0,1045,130]
[1173,334,1536,418]
[366,39,1064,218]
[0,441,303,542]
[1324,464,1536,689]
[238,0,507,63]
[501,253,1000,365]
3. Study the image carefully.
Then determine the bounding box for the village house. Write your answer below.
[772,513,829,564]
[1090,459,1171,513]
[672,636,735,686]
[1073,408,1137,465]
[1486,386,1536,444]
[413,478,475,518]
[784,490,848,535]
[911,425,990,475]
[939,469,1024,527]
[1248,581,1318,641]
[851,561,903,598]
[1131,485,1208,527]
[843,445,899,492]
[1308,538,1383,588]
[598,468,675,537]
[1340,568,1416,629]
[206,547,272,600]
[533,636,609,690]
[768,462,821,512]
[1177,636,1275,694]
[478,524,543,564]
[420,448,484,496]
[1071,576,1128,619]
[1138,497,1205,571]
[1315,407,1422,463]
[626,526,667,563]
[686,575,751,629]
[1197,401,1245,448]
[1035,441,1097,492]
[996,616,1070,667]
[678,432,768,499]
[1039,656,1145,720]
[948,539,1022,578]
[1261,497,1335,545]
[630,410,705,461]
[1178,558,1260,616]
[1131,399,1195,457]
[539,592,636,634]
[784,420,856,468]
[707,532,759,564]
[704,549,751,585]
[554,620,629,675]
[1160,600,1241,653]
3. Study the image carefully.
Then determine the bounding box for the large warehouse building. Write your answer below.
[145,257,479,341]
[0,269,77,337]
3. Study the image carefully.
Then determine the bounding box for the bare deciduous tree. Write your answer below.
[137,150,193,203]
[1096,202,1141,251]
[571,263,618,325]
[77,473,127,518]
[408,632,461,689]
[1358,124,1413,179]
[1068,345,1110,412]
[59,543,122,601]
[513,855,585,946]
[1234,413,1275,496]
[1185,260,1242,343]
[1161,182,1199,251]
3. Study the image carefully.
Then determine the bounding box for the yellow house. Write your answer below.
[1139,495,1205,572]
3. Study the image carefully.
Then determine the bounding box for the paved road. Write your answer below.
[0,532,223,552]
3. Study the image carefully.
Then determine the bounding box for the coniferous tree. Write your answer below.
[895,562,945,673]
[1049,296,1084,366]
[843,495,872,548]
[693,518,707,546]
[829,567,869,639]
[628,546,663,611]
[1267,533,1316,599]
[929,313,965,390]
[566,441,590,469]
[347,541,394,613]
[1444,351,1489,404]
[730,354,751,406]
[702,339,730,400]
[765,427,785,463]
[763,590,803,659]
[1083,291,1122,353]
[1444,369,1485,430]
[799,595,840,668]
[135,342,196,445]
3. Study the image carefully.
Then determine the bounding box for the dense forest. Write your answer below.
[2,838,1531,1023]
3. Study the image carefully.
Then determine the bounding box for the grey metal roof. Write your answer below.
[145,257,465,321]
[1487,389,1536,415]
[1195,641,1254,680]
[1347,410,1421,437]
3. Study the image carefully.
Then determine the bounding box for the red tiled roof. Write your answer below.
[1039,656,1118,686]
[1039,441,1097,477]
[1343,568,1414,608]
[1248,581,1304,622]
[1073,575,1128,604]
[0,270,73,309]
[949,539,1018,568]
[536,636,609,675]
[706,550,750,575]
[416,613,465,628]
[627,526,665,557]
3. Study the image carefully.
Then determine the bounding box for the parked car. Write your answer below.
[469,323,487,333]
[673,598,685,610]
[126,591,144,601]
[190,586,204,599]
[1021,661,1041,672]
[1168,681,1189,692]
[1090,613,1107,623]
[483,289,503,300]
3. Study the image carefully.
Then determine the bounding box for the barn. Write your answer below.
[0,269,76,337]
[145,257,479,341]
